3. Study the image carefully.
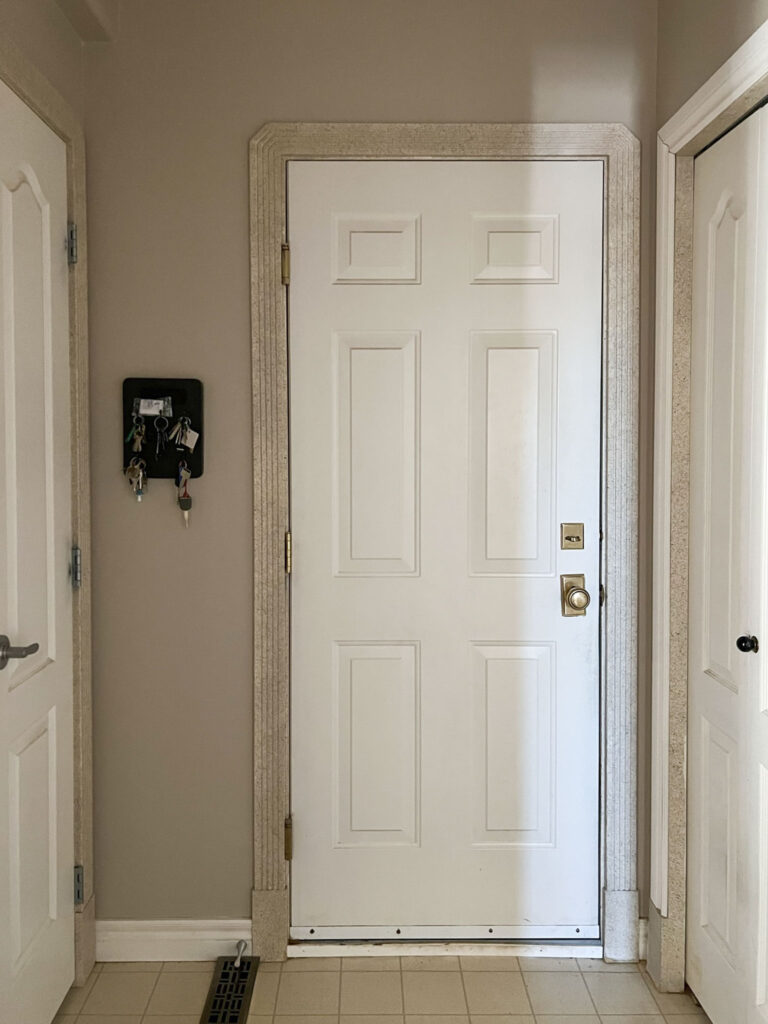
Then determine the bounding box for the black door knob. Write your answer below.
[736,635,759,653]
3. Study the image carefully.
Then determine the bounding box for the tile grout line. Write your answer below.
[457,955,472,1021]
[579,959,603,1022]
[337,958,342,1024]
[268,961,283,1023]
[398,959,406,1023]
[268,960,283,1023]
[517,961,535,1020]
[137,961,164,1024]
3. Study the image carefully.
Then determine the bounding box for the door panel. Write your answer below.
[335,332,419,575]
[0,78,73,1023]
[334,642,419,847]
[471,643,554,846]
[289,160,602,937]
[469,331,556,575]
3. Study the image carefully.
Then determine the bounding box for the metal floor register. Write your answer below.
[199,953,259,1024]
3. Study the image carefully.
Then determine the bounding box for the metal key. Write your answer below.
[178,494,192,528]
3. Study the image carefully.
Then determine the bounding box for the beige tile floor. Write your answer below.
[54,957,710,1024]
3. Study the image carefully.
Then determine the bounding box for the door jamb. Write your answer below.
[650,17,768,993]
[0,37,94,984]
[249,122,640,962]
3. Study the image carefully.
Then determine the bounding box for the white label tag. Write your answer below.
[183,427,200,452]
[139,397,169,416]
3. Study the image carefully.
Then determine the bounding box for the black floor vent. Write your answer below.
[199,955,260,1024]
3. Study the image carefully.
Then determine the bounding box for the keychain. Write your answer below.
[169,415,191,449]
[169,415,199,453]
[154,415,169,458]
[125,414,146,453]
[176,460,192,527]
[124,457,148,502]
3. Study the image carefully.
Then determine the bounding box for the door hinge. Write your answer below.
[70,545,82,589]
[281,243,290,286]
[67,222,78,266]
[285,531,292,575]
[600,584,606,606]
[284,816,293,861]
[74,864,84,905]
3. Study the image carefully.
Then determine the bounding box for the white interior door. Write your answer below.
[0,79,74,1023]
[687,106,768,1024]
[289,159,603,938]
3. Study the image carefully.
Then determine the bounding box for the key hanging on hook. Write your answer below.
[176,460,192,527]
[124,457,148,502]
[154,415,169,458]
[125,413,146,453]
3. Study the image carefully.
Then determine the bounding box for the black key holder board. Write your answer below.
[122,377,204,479]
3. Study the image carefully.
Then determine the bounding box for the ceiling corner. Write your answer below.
[56,0,115,43]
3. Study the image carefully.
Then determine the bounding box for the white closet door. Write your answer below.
[289,159,603,938]
[0,79,74,1023]
[687,106,768,1024]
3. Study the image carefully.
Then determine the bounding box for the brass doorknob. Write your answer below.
[560,575,591,616]
[566,587,591,611]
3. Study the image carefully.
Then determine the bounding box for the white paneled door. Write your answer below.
[0,80,74,1022]
[289,160,603,938]
[687,108,768,1024]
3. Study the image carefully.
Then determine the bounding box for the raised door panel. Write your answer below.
[334,332,419,576]
[471,214,559,283]
[333,643,419,847]
[471,644,554,846]
[698,718,738,964]
[9,712,57,966]
[334,215,421,283]
[700,194,744,693]
[469,332,556,576]
[0,172,58,689]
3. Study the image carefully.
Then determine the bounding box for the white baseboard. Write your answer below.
[96,919,251,962]
[639,917,648,961]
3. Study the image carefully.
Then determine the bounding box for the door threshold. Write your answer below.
[287,941,604,959]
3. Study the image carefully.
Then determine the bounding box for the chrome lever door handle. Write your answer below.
[0,635,40,670]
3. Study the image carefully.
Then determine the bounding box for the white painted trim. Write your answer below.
[651,138,675,918]
[95,919,252,962]
[287,942,604,959]
[660,17,768,152]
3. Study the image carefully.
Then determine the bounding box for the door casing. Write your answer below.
[0,35,93,985]
[249,122,640,962]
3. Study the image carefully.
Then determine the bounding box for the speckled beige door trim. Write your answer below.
[250,123,640,961]
[0,37,93,984]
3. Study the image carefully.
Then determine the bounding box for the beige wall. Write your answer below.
[0,0,85,116]
[6,0,767,943]
[657,0,768,125]
[85,0,658,920]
